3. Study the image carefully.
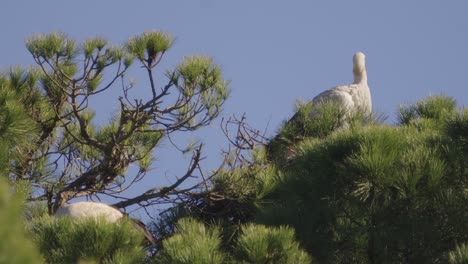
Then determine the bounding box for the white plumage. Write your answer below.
[54,201,158,245]
[269,52,373,159]
[310,51,372,117]
[54,201,124,223]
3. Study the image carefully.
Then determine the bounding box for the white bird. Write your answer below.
[54,201,124,223]
[54,201,157,245]
[268,52,372,160]
[310,51,372,118]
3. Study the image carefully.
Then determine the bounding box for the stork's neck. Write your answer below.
[353,68,367,85]
[352,52,367,85]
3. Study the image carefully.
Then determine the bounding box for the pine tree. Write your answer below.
[3,31,230,213]
[0,179,43,264]
[154,218,312,263]
[0,71,42,264]
[158,96,467,263]
[1,31,231,263]
[32,216,146,264]
[2,31,466,263]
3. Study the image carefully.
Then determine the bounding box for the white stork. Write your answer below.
[310,51,372,118]
[54,201,157,245]
[268,52,373,160]
[54,201,124,223]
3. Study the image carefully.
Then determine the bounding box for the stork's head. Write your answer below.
[353,52,366,72]
[353,52,367,83]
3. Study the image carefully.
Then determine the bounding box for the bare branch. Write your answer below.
[112,145,202,208]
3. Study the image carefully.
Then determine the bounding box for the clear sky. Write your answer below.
[2,1,467,217]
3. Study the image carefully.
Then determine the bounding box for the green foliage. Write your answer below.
[0,69,41,175]
[349,126,445,201]
[126,31,173,62]
[32,216,145,264]
[267,100,375,166]
[172,56,231,123]
[5,31,231,212]
[235,224,312,264]
[0,83,35,146]
[398,95,457,126]
[294,100,348,137]
[26,32,78,61]
[154,218,225,264]
[83,38,108,59]
[3,30,467,263]
[0,69,39,140]
[213,164,278,205]
[164,160,281,247]
[448,243,468,264]
[0,179,43,264]
[3,30,232,263]
[273,100,347,145]
[154,218,311,264]
[157,95,465,263]
[0,70,43,263]
[446,108,468,154]
[257,95,467,263]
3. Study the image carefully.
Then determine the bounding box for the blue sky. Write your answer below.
[2,1,467,217]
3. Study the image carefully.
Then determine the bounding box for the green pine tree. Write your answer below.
[158,96,467,264]
[1,30,466,264]
[32,216,146,264]
[0,71,42,264]
[0,180,43,264]
[3,31,230,213]
[1,30,231,263]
